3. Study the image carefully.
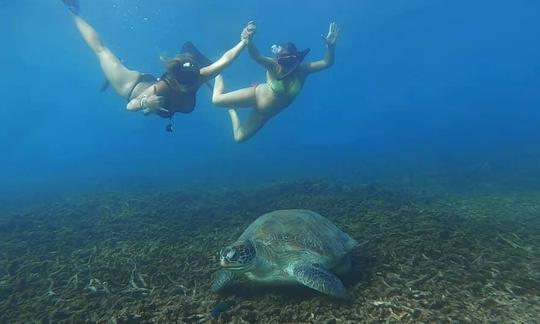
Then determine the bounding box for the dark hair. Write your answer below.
[165,53,197,73]
[277,42,299,58]
[162,53,200,87]
[275,43,311,79]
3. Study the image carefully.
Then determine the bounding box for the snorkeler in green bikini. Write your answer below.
[212,22,339,143]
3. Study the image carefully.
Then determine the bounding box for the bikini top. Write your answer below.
[269,74,303,98]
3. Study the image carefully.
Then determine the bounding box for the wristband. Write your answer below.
[138,95,148,109]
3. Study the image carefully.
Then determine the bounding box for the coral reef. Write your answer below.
[0,181,539,323]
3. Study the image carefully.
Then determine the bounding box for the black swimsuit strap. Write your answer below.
[127,73,157,101]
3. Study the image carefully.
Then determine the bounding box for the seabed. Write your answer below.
[0,181,539,323]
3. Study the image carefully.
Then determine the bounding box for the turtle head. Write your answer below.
[219,240,256,271]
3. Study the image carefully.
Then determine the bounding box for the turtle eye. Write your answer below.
[225,249,237,260]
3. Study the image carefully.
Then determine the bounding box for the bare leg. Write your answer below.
[228,109,268,143]
[72,15,140,99]
[213,75,257,108]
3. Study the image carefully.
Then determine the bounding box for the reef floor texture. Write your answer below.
[0,181,539,323]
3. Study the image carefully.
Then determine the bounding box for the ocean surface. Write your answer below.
[1,1,539,322]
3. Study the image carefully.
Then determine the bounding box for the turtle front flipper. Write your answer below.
[211,270,238,293]
[290,262,349,299]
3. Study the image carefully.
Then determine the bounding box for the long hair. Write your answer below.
[162,53,197,73]
[160,53,199,90]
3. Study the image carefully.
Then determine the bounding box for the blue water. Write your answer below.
[1,0,540,195]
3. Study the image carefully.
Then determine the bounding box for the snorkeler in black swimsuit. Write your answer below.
[61,0,255,131]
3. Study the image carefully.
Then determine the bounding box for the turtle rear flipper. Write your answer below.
[211,270,237,292]
[333,257,352,275]
[290,262,349,299]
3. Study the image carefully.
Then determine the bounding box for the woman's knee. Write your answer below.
[233,128,247,143]
[234,134,247,143]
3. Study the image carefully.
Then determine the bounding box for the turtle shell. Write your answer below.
[238,209,357,266]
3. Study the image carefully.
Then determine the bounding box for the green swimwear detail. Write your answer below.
[270,77,302,98]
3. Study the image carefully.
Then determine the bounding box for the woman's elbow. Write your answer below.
[212,94,225,107]
[326,59,335,69]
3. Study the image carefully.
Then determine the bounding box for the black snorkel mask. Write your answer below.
[173,60,200,86]
[273,43,310,80]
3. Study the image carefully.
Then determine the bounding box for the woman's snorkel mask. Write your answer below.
[173,60,200,86]
[272,42,310,79]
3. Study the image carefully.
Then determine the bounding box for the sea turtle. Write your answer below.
[211,209,358,299]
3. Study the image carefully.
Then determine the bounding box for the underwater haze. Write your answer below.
[1,0,540,322]
[1,0,538,195]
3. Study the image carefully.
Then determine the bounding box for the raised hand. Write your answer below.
[321,22,339,47]
[241,21,256,43]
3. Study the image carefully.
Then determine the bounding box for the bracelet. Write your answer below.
[138,95,148,109]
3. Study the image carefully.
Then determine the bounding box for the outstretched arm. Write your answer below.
[305,22,339,74]
[200,22,256,80]
[248,42,275,70]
